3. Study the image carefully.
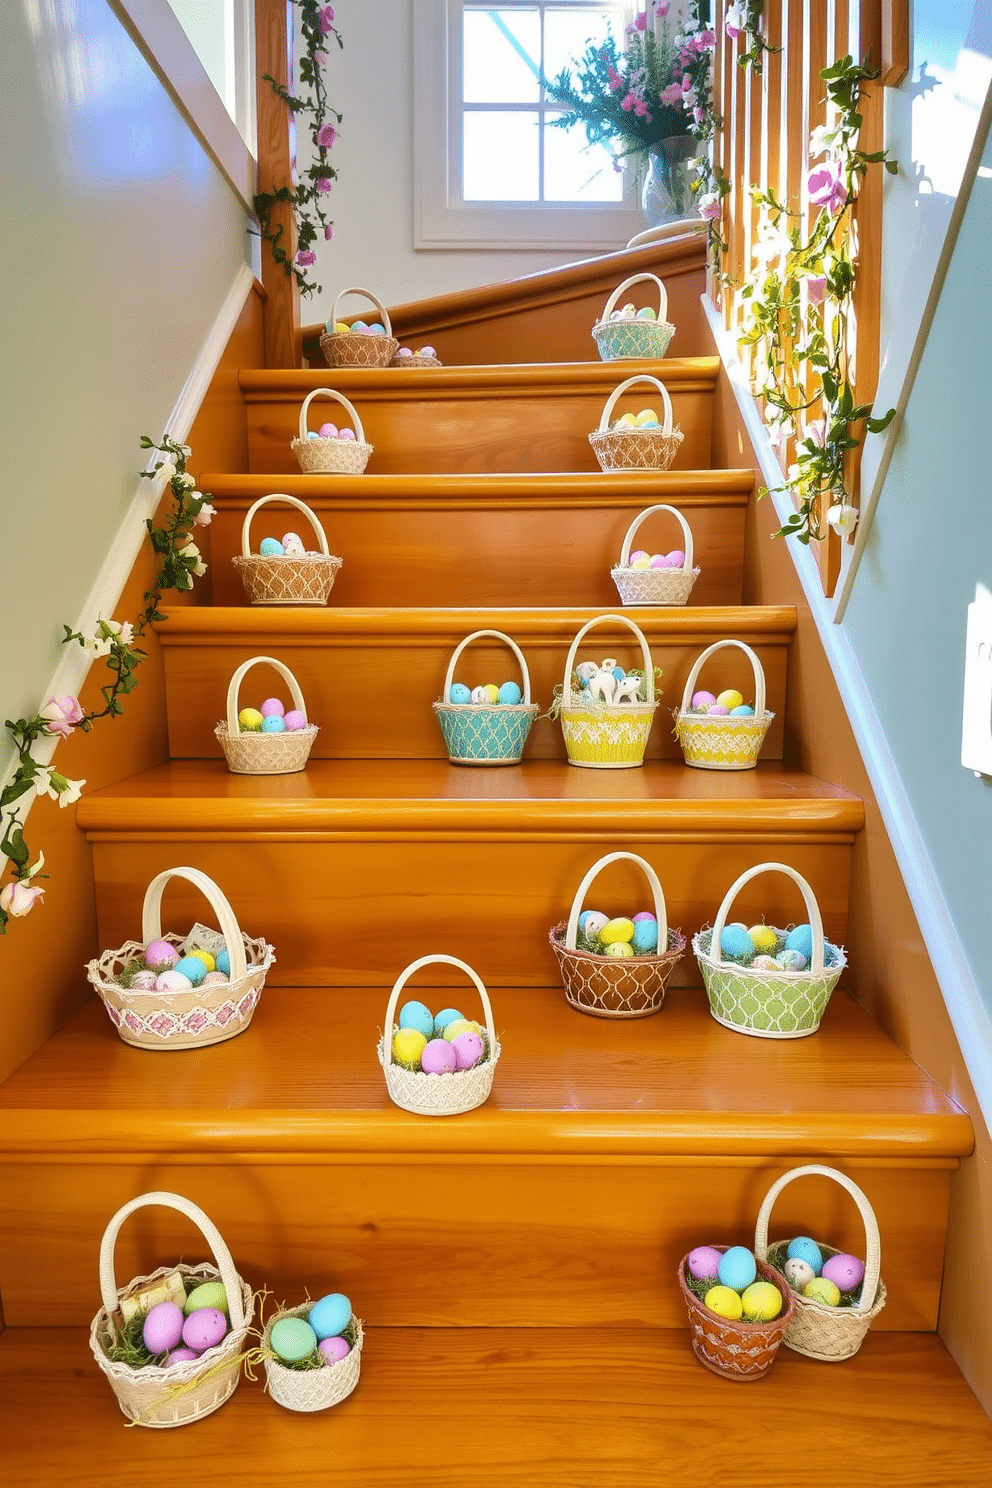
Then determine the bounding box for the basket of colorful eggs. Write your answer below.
[85,867,274,1050]
[263,1290,363,1413]
[756,1164,887,1361]
[433,629,540,765]
[550,851,685,1018]
[591,272,676,361]
[232,494,342,606]
[90,1191,255,1427]
[379,954,500,1116]
[674,639,774,770]
[320,286,399,368]
[390,344,442,368]
[678,1241,795,1382]
[589,374,684,473]
[611,503,700,607]
[693,862,847,1038]
[215,656,317,776]
[291,388,372,475]
[555,614,659,769]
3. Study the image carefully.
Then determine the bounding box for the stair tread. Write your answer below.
[240,356,721,395]
[200,468,754,503]
[3,1326,990,1487]
[0,986,968,1157]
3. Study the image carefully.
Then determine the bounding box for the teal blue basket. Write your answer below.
[432,629,539,767]
[592,271,676,362]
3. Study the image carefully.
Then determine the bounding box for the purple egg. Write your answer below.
[318,1335,352,1366]
[421,1038,458,1074]
[318,422,338,438]
[162,1346,200,1366]
[691,691,717,708]
[396,347,414,358]
[821,1253,865,1291]
[419,346,436,358]
[338,428,356,441]
[284,710,308,731]
[182,1307,228,1353]
[687,1245,723,1281]
[128,970,159,990]
[145,939,179,970]
[260,697,285,718]
[707,704,730,716]
[202,971,229,985]
[143,1301,185,1355]
[451,1032,484,1070]
[649,553,671,568]
[666,549,686,567]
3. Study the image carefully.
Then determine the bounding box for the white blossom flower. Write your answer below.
[826,502,858,533]
[177,472,196,490]
[808,124,837,159]
[181,445,192,458]
[157,461,177,482]
[766,417,795,450]
[0,880,44,917]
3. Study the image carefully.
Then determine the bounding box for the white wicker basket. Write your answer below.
[214,656,318,776]
[591,272,676,361]
[320,287,398,368]
[232,494,342,606]
[264,1308,364,1412]
[674,639,774,770]
[589,374,684,473]
[432,629,539,765]
[378,954,500,1116]
[291,388,372,475]
[558,613,659,769]
[611,503,700,607]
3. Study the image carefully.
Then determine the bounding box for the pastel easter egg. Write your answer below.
[202,971,229,985]
[308,1293,352,1340]
[717,1245,757,1292]
[707,704,730,716]
[741,1281,783,1321]
[238,708,264,731]
[777,948,809,971]
[629,550,650,564]
[145,939,179,970]
[162,1346,200,1366]
[338,428,356,441]
[605,941,633,958]
[182,1307,228,1353]
[635,408,658,426]
[611,667,627,683]
[351,320,368,332]
[419,346,436,358]
[621,302,636,318]
[578,910,609,941]
[391,1027,426,1070]
[443,1018,482,1042]
[307,432,320,440]
[785,924,814,960]
[717,689,744,711]
[284,710,308,731]
[261,715,286,733]
[730,704,755,717]
[599,917,635,945]
[786,1235,823,1275]
[649,553,671,568]
[318,423,338,438]
[451,1031,484,1069]
[748,924,778,953]
[631,918,658,954]
[804,1277,841,1307]
[687,1246,723,1280]
[632,912,656,924]
[751,954,780,971]
[128,970,158,990]
[319,1336,351,1365]
[635,306,657,320]
[639,418,659,428]
[143,1301,185,1355]
[704,1286,743,1320]
[630,557,652,570]
[498,681,522,705]
[666,550,685,567]
[399,1000,435,1040]
[333,321,350,333]
[719,925,754,963]
[174,955,207,987]
[156,970,193,992]
[396,347,414,358]
[481,684,500,704]
[691,691,717,709]
[259,537,285,556]
[215,948,231,976]
[261,698,285,718]
[421,1038,457,1074]
[369,322,386,334]
[821,1253,865,1292]
[784,1256,816,1292]
[471,686,489,704]
[432,1008,464,1036]
[282,534,306,557]
[616,413,637,428]
[187,949,216,973]
[271,1316,317,1363]
[449,683,472,704]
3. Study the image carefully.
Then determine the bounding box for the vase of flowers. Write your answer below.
[642,134,699,225]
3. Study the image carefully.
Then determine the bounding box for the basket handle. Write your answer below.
[330,286,393,338]
[240,494,330,560]
[442,630,532,705]
[597,375,674,435]
[383,954,496,1048]
[98,1190,247,1330]
[564,851,669,953]
[678,638,766,716]
[710,861,827,974]
[224,655,308,741]
[618,504,694,572]
[754,1164,882,1316]
[598,272,669,327]
[298,388,367,445]
[141,867,249,982]
[562,614,655,705]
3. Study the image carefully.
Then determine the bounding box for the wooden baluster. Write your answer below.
[255,0,302,370]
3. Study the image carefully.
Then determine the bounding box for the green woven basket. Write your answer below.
[592,272,676,361]
[433,629,538,766]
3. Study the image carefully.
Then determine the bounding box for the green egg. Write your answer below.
[270,1315,318,1363]
[184,1280,228,1316]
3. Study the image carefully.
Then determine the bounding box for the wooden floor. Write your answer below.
[3,1325,990,1486]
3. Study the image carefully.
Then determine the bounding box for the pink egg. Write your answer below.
[666,549,686,567]
[155,970,193,992]
[629,549,649,564]
[318,1335,352,1366]
[145,939,179,970]
[202,971,229,985]
[318,422,338,438]
[182,1307,228,1353]
[687,1245,723,1280]
[284,710,308,731]
[632,912,657,924]
[396,347,413,358]
[421,1038,458,1074]
[451,1031,484,1070]
[419,346,436,358]
[707,704,730,716]
[260,697,285,718]
[129,970,158,990]
[821,1253,865,1291]
[338,428,356,441]
[143,1301,184,1354]
[162,1346,200,1366]
[691,691,717,708]
[649,553,671,568]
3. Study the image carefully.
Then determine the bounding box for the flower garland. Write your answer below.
[724,2,778,74]
[252,2,343,299]
[0,440,214,932]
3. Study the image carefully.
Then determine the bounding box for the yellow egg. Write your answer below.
[481,684,500,704]
[741,1281,783,1320]
[704,1285,744,1320]
[238,708,264,731]
[599,917,635,945]
[630,557,652,570]
[187,949,216,972]
[717,689,744,711]
[391,1028,426,1070]
[604,941,633,958]
[617,413,637,428]
[635,408,659,426]
[748,924,778,953]
[334,320,350,333]
[443,1017,482,1042]
[804,1277,841,1307]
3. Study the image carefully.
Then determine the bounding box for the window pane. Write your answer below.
[464,9,541,104]
[543,7,624,83]
[544,119,624,201]
[463,110,540,199]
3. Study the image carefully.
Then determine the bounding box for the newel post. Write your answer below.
[255,0,302,369]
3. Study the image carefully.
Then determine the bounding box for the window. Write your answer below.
[414,0,644,249]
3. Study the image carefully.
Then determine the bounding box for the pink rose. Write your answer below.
[316,177,333,193]
[324,224,335,241]
[316,124,337,148]
[0,881,44,918]
[657,3,670,14]
[806,274,828,305]
[40,695,84,738]
[318,6,335,34]
[698,193,722,221]
[620,92,636,112]
[296,249,317,266]
[807,160,848,215]
[660,82,684,106]
[194,503,216,527]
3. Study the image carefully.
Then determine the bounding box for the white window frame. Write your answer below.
[414,0,645,250]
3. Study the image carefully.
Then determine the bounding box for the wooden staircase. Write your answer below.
[1,271,990,1484]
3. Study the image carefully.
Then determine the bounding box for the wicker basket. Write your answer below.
[591,272,676,361]
[215,656,318,776]
[433,629,539,765]
[755,1165,887,1361]
[389,350,443,369]
[89,1191,254,1427]
[86,867,274,1050]
[611,503,700,607]
[378,954,501,1116]
[264,1307,364,1412]
[693,862,847,1039]
[232,494,342,606]
[589,374,684,473]
[674,639,774,770]
[558,613,659,769]
[291,388,372,475]
[319,286,399,368]
[549,851,685,1018]
[678,1245,795,1382]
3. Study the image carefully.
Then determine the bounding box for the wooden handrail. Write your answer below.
[255,0,302,369]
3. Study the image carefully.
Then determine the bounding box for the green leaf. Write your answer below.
[1,826,29,867]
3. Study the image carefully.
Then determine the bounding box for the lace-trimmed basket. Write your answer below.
[549,851,685,1019]
[559,613,659,769]
[433,630,539,765]
[291,388,372,475]
[215,656,318,776]
[378,954,501,1116]
[755,1165,887,1361]
[320,286,398,368]
[611,503,700,607]
[589,374,684,473]
[693,862,847,1039]
[264,1307,364,1412]
[232,494,342,606]
[678,1244,795,1382]
[86,867,274,1050]
[674,639,774,770]
[89,1191,254,1427]
[591,272,676,361]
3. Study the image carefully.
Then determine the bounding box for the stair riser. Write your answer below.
[86,838,853,987]
[0,1158,949,1330]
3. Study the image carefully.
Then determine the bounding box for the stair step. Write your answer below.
[241,360,719,475]
[156,605,794,762]
[0,986,970,1327]
[76,759,862,986]
[201,469,751,609]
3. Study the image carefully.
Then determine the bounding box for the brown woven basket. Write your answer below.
[319,287,398,367]
[89,1191,254,1428]
[215,656,318,776]
[591,271,676,361]
[378,955,501,1116]
[389,350,443,369]
[611,502,700,607]
[756,1165,887,1360]
[232,494,342,606]
[589,374,684,473]
[263,1307,364,1412]
[550,851,684,1018]
[674,639,774,770]
[678,1246,795,1381]
[291,388,372,475]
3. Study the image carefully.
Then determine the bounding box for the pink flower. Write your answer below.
[657,3,671,15]
[698,192,722,221]
[682,74,693,91]
[40,695,84,738]
[316,177,333,193]
[634,100,652,119]
[318,6,335,34]
[805,418,827,447]
[316,124,337,148]
[699,30,716,48]
[806,274,828,305]
[620,92,636,112]
[194,502,216,527]
[660,82,684,106]
[693,106,705,125]
[607,64,623,92]
[324,224,335,241]
[626,11,648,33]
[0,881,44,918]
[296,249,317,266]
[807,160,848,215]
[725,4,744,40]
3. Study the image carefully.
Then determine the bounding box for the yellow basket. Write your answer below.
[674,639,774,770]
[559,614,658,769]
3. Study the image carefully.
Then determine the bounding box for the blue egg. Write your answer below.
[632,919,659,954]
[612,667,627,683]
[215,947,230,976]
[433,1007,464,1036]
[730,704,755,717]
[306,432,320,441]
[785,923,814,960]
[259,537,285,556]
[261,714,285,733]
[173,955,207,987]
[399,1000,434,1039]
[717,1245,757,1291]
[786,1235,823,1275]
[449,683,472,704]
[498,681,522,705]
[308,1292,352,1340]
[719,924,755,963]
